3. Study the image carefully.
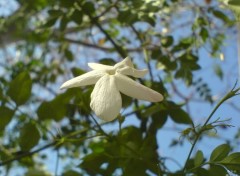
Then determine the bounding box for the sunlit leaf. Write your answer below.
[214,64,223,80]
[194,150,204,167]
[219,152,240,175]
[210,144,231,162]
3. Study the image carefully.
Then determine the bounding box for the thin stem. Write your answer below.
[129,24,154,81]
[0,141,57,166]
[0,123,107,166]
[202,93,230,126]
[62,37,159,52]
[81,6,126,58]
[89,114,111,138]
[183,88,239,172]
[183,135,199,171]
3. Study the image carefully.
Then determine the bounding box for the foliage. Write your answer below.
[0,0,240,175]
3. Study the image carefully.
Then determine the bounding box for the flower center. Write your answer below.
[107,69,116,75]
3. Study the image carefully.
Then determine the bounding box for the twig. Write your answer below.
[0,141,57,166]
[183,87,240,172]
[81,5,126,58]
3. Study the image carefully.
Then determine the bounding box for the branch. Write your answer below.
[80,5,126,58]
[183,86,240,172]
[0,141,57,166]
[63,37,158,52]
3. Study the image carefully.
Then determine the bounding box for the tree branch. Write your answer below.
[0,141,57,166]
[80,5,126,58]
[63,37,156,52]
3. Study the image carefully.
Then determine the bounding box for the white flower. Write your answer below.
[60,57,163,121]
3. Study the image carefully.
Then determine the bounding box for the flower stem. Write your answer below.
[183,88,239,172]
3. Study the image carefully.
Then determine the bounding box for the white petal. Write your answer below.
[115,73,163,102]
[117,66,148,78]
[114,56,133,69]
[88,63,114,70]
[60,70,106,89]
[90,75,122,121]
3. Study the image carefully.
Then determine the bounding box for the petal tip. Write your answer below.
[60,83,67,90]
[155,94,164,102]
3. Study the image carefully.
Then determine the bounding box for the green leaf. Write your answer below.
[42,17,58,28]
[71,9,83,25]
[48,9,63,17]
[219,152,240,175]
[197,17,208,26]
[210,144,231,162]
[174,68,193,86]
[150,111,168,130]
[214,64,223,80]
[37,91,74,121]
[141,15,155,26]
[82,2,95,15]
[209,165,228,176]
[0,106,14,131]
[168,102,192,124]
[62,170,81,176]
[7,71,32,105]
[25,168,51,176]
[99,58,116,65]
[19,122,40,151]
[161,36,174,47]
[123,159,148,176]
[200,27,209,42]
[65,49,74,61]
[37,99,66,121]
[228,0,240,6]
[80,153,107,174]
[157,56,177,71]
[212,10,230,23]
[194,168,209,176]
[194,150,204,167]
[71,67,85,77]
[60,16,68,31]
[226,1,240,21]
[118,10,138,24]
[121,93,132,108]
[142,104,162,117]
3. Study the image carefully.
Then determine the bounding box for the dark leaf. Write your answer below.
[71,9,83,25]
[228,0,240,6]
[212,10,230,23]
[7,71,32,105]
[0,106,14,131]
[62,170,82,176]
[65,49,74,61]
[168,102,192,124]
[37,90,74,121]
[19,122,40,151]
[161,36,174,47]
[200,27,209,42]
[209,165,228,176]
